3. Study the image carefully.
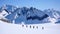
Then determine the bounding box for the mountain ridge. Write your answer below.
[0,5,60,24]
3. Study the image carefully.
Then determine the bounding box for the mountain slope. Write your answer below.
[0,5,60,24]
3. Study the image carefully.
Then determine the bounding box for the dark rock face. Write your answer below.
[27,14,48,20]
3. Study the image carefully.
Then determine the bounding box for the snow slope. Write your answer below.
[0,21,60,34]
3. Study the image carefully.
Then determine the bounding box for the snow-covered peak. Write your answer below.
[0,9,8,17]
[0,5,17,14]
[44,9,60,23]
[0,5,60,24]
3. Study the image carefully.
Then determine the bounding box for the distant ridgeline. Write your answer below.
[0,5,60,24]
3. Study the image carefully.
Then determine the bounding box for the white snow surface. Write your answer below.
[0,20,60,34]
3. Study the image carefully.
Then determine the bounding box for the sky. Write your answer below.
[0,0,60,11]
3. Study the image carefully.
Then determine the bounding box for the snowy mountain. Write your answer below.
[0,5,60,24]
[0,5,17,14]
[44,9,60,23]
